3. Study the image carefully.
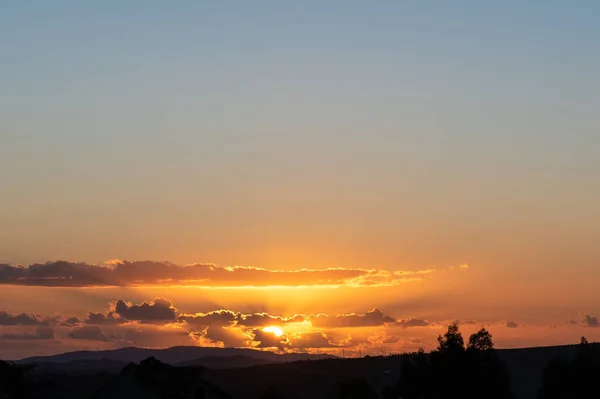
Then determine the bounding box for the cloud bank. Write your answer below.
[0,261,434,288]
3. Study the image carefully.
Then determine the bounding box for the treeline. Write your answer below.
[381,323,515,399]
[0,360,32,399]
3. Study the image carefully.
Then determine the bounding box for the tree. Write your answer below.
[467,328,494,352]
[572,336,598,398]
[465,329,514,399]
[0,359,33,399]
[437,323,465,354]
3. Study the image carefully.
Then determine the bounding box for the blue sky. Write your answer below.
[1,1,599,273]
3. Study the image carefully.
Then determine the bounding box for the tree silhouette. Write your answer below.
[437,322,465,354]
[467,328,494,351]
[465,328,514,399]
[388,325,514,399]
[0,359,33,399]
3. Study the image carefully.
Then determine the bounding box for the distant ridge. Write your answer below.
[17,345,335,366]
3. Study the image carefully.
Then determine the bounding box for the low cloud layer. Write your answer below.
[0,311,55,326]
[0,261,435,288]
[309,308,396,328]
[1,326,54,340]
[68,325,117,342]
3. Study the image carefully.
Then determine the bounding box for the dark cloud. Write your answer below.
[113,298,177,323]
[85,312,124,325]
[0,261,430,287]
[382,335,401,344]
[178,310,238,328]
[310,308,395,328]
[410,338,423,344]
[396,317,430,328]
[60,317,82,327]
[289,331,334,348]
[68,326,117,342]
[505,321,519,328]
[1,326,54,340]
[200,326,251,347]
[248,328,289,349]
[582,314,599,327]
[0,311,55,326]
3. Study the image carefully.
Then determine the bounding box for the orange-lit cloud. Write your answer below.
[0,261,436,287]
[309,308,395,328]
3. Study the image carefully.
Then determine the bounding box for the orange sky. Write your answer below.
[0,260,597,360]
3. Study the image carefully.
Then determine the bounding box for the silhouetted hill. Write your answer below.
[12,343,600,398]
[200,343,598,399]
[497,343,600,399]
[18,346,334,366]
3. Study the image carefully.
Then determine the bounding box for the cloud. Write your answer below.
[112,298,177,323]
[85,312,124,325]
[505,321,520,328]
[68,326,117,342]
[200,326,252,347]
[0,260,434,287]
[396,317,430,328]
[289,331,334,349]
[582,314,599,328]
[236,313,305,327]
[382,335,401,344]
[60,317,82,327]
[0,311,55,326]
[1,326,54,340]
[248,328,289,349]
[178,310,238,328]
[310,308,395,328]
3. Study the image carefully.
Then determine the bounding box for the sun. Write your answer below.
[263,326,284,337]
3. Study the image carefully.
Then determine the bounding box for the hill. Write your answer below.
[18,346,334,367]
[13,343,600,398]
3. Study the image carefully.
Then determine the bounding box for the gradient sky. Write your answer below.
[1,1,599,359]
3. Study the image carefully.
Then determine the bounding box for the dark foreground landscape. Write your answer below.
[1,326,598,399]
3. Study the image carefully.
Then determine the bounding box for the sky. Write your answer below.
[1,1,599,359]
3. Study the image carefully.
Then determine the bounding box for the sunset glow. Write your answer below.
[263,326,284,337]
[1,2,599,365]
